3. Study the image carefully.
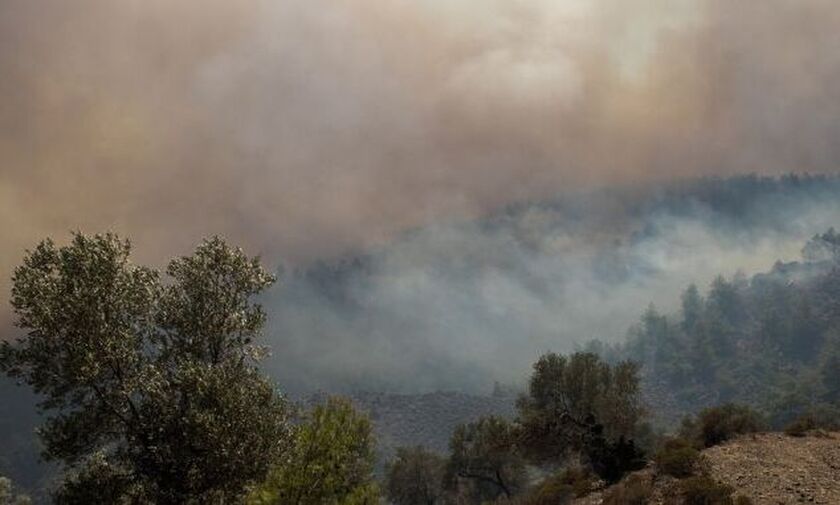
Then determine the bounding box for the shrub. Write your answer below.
[446,416,526,502]
[679,476,736,505]
[550,467,596,499]
[784,414,818,437]
[680,404,765,448]
[515,467,595,505]
[602,474,653,505]
[784,410,839,437]
[501,467,596,505]
[654,438,700,478]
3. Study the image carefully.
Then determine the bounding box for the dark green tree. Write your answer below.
[802,228,840,263]
[445,417,525,502]
[385,446,447,505]
[681,284,704,335]
[705,276,745,360]
[681,284,716,382]
[517,352,643,461]
[818,333,840,404]
[0,233,291,504]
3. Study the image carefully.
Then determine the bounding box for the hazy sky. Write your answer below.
[2,0,840,323]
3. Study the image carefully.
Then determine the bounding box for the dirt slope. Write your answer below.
[705,432,840,504]
[575,432,840,504]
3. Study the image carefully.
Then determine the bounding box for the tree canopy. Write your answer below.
[385,446,447,505]
[516,352,643,465]
[248,396,379,505]
[1,233,290,504]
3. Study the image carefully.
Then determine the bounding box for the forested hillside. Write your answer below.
[605,229,840,428]
[265,174,840,395]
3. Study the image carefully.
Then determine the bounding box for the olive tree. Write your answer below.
[445,417,526,502]
[1,233,290,504]
[516,352,645,482]
[248,396,379,505]
[385,446,447,505]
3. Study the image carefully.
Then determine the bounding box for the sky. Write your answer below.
[2,0,840,327]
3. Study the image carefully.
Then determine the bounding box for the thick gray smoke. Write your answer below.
[2,0,840,326]
[263,178,840,394]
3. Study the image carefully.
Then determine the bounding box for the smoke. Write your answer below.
[3,5,840,487]
[264,178,840,394]
[1,2,840,335]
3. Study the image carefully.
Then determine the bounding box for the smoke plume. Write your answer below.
[1,0,839,335]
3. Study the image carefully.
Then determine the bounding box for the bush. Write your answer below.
[784,411,839,437]
[602,474,653,505]
[679,476,736,505]
[784,414,819,437]
[654,438,700,478]
[585,434,647,484]
[549,467,595,499]
[513,467,595,505]
[680,404,765,448]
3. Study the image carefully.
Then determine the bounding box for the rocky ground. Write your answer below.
[705,432,840,504]
[575,431,840,504]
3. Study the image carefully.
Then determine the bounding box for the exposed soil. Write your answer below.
[574,431,840,504]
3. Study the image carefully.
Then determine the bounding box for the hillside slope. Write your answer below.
[306,391,516,465]
[576,432,840,505]
[705,432,840,504]
[353,391,516,463]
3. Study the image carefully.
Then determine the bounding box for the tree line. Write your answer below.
[594,228,840,429]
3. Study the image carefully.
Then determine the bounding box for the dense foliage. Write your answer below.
[400,352,646,505]
[517,352,646,482]
[600,230,840,428]
[679,404,765,449]
[385,447,447,505]
[0,234,291,504]
[248,397,379,505]
[654,438,700,478]
[444,417,526,502]
[0,475,31,505]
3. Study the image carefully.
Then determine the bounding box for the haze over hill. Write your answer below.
[265,175,840,394]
